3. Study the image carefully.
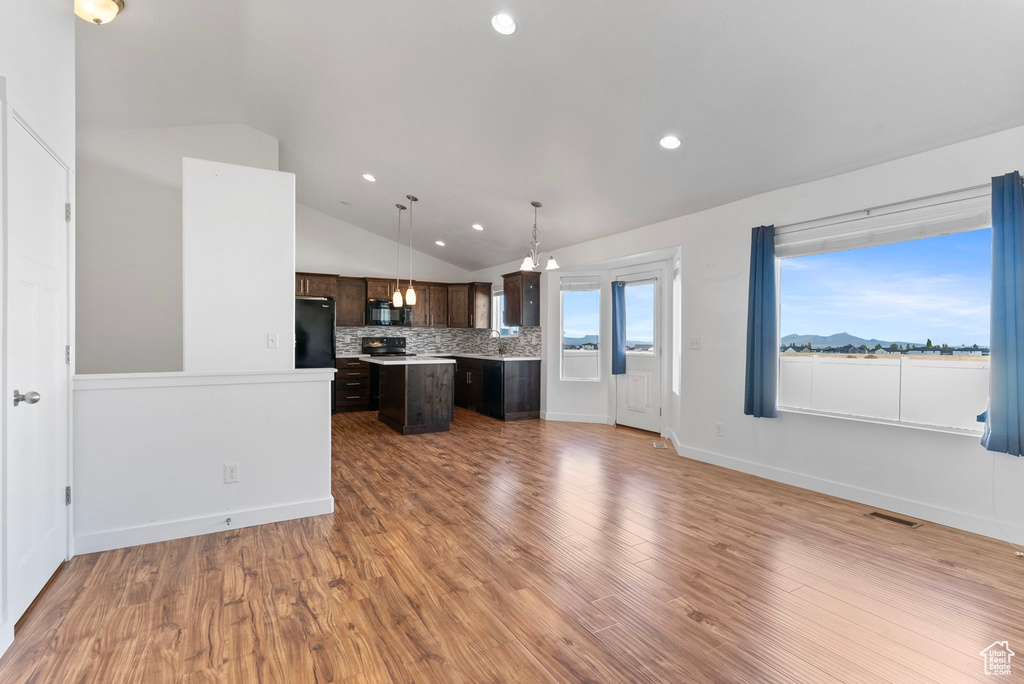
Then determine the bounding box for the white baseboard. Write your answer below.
[672,442,1024,545]
[73,497,335,555]
[541,411,614,424]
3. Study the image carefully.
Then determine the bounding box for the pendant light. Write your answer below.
[405,195,418,306]
[520,201,559,271]
[75,0,124,24]
[393,203,406,307]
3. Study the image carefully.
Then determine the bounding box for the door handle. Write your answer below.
[13,390,40,406]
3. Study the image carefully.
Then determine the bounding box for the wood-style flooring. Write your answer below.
[1,408,1022,682]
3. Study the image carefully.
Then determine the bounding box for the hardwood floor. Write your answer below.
[1,408,1022,682]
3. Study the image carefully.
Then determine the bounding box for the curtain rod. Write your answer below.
[774,182,991,233]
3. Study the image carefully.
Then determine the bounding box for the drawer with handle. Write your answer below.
[336,391,370,406]
[336,367,369,379]
[337,358,369,369]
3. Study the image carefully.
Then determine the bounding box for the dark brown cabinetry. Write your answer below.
[366,278,397,301]
[335,357,371,412]
[334,277,366,326]
[296,273,337,297]
[470,282,492,329]
[502,271,540,327]
[452,357,540,421]
[378,363,454,435]
[409,282,448,328]
[447,284,471,328]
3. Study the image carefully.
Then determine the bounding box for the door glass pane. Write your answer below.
[625,282,655,354]
[561,288,600,380]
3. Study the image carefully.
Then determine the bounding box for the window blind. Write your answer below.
[774,191,991,259]
[560,275,600,292]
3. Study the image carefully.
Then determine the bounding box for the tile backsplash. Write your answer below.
[335,326,542,357]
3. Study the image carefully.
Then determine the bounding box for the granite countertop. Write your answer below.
[363,356,456,366]
[443,353,542,362]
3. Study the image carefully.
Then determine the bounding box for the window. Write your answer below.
[624,280,655,354]
[672,266,681,395]
[492,291,519,336]
[777,197,991,431]
[560,276,600,381]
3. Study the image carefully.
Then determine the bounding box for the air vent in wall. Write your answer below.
[867,511,922,528]
[652,442,668,449]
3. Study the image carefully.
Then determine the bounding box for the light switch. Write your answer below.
[267,333,278,349]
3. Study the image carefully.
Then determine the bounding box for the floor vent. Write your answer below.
[652,442,668,449]
[867,511,922,528]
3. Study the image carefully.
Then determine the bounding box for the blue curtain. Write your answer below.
[611,281,626,375]
[982,171,1024,456]
[744,225,778,418]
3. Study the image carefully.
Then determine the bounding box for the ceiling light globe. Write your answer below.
[546,256,560,270]
[75,0,124,24]
[520,256,536,271]
[659,135,682,150]
[405,287,417,306]
[491,14,516,35]
[392,290,404,307]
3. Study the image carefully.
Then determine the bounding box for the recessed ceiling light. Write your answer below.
[659,135,681,150]
[491,14,516,35]
[472,224,484,231]
[435,240,446,247]
[362,173,376,182]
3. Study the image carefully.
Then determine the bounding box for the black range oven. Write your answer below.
[366,299,412,326]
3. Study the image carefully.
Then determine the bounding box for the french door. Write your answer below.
[614,272,662,432]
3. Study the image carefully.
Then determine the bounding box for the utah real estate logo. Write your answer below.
[980,641,1014,676]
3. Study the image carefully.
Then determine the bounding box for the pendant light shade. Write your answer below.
[75,0,124,24]
[546,256,560,270]
[393,203,406,308]
[520,256,536,271]
[405,195,418,306]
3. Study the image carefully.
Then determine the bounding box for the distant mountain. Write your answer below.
[781,332,924,348]
[562,335,599,346]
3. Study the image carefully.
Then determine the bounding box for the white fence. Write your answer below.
[562,349,600,380]
[780,355,989,430]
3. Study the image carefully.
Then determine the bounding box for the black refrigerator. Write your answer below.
[296,297,337,412]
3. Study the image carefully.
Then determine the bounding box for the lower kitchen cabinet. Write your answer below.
[452,357,540,421]
[335,357,371,412]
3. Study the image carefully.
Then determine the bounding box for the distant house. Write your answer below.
[581,342,598,351]
[630,343,652,352]
[953,347,990,356]
[780,345,803,354]
[904,346,942,355]
[836,344,868,354]
[563,344,581,350]
[875,348,901,355]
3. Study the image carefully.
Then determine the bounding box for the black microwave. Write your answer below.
[366,299,412,326]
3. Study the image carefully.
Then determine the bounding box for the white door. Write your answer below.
[6,113,70,622]
[615,274,661,432]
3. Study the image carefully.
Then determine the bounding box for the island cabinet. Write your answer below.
[335,357,370,412]
[453,357,540,421]
[376,361,455,435]
[501,271,540,327]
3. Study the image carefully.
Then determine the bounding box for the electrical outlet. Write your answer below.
[223,463,239,483]
[714,423,724,437]
[267,333,278,349]
[689,337,701,350]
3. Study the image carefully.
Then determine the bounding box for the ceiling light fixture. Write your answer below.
[393,203,406,307]
[405,195,418,306]
[519,201,559,271]
[435,240,446,247]
[491,13,516,35]
[362,173,376,182]
[472,224,484,231]
[659,135,681,150]
[75,0,124,24]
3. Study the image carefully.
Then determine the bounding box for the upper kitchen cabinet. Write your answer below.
[334,277,366,326]
[296,272,338,297]
[427,283,448,328]
[447,284,471,328]
[470,282,491,329]
[365,278,395,300]
[502,271,540,327]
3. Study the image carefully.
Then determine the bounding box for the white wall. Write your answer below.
[76,124,280,374]
[183,158,295,372]
[77,124,472,374]
[72,369,335,554]
[471,125,1024,544]
[296,203,473,282]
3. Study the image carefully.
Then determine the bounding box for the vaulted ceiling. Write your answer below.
[77,0,1024,270]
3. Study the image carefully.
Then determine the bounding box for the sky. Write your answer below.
[780,228,992,346]
[561,283,655,343]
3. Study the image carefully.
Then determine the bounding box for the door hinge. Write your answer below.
[65,203,71,222]
[65,486,71,506]
[66,345,71,364]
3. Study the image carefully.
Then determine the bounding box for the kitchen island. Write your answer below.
[368,357,456,435]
